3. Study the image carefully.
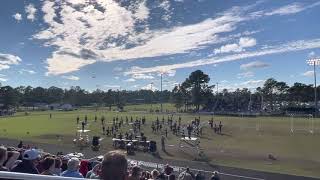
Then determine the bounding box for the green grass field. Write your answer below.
[0,106,320,178]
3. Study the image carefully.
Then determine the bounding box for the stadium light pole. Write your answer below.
[160,73,163,113]
[306,58,320,117]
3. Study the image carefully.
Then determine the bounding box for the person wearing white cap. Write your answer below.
[60,157,83,178]
[11,149,40,174]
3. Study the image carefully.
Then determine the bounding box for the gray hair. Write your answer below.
[67,157,80,171]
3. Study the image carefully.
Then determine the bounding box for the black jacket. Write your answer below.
[11,160,39,174]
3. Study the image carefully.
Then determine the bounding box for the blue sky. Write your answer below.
[0,0,320,91]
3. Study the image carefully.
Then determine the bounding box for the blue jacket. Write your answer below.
[61,170,84,178]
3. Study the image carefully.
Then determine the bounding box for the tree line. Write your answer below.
[0,70,318,112]
[172,70,317,113]
[0,85,171,110]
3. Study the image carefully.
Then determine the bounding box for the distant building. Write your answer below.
[60,104,73,111]
[34,103,49,110]
[0,104,16,116]
[49,103,60,110]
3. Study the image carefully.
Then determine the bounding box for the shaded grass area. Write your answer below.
[0,109,320,178]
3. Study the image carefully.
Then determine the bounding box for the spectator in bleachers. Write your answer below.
[86,163,101,179]
[53,157,62,175]
[79,160,89,177]
[0,146,8,171]
[210,171,220,180]
[40,157,55,176]
[60,157,84,178]
[2,147,20,171]
[164,164,174,175]
[61,156,69,171]
[178,171,193,180]
[140,170,151,180]
[128,165,141,180]
[11,149,40,174]
[150,169,159,180]
[101,151,128,180]
[195,170,204,180]
[169,174,176,180]
[37,154,51,173]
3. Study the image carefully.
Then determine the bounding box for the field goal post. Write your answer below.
[239,112,261,132]
[290,114,314,134]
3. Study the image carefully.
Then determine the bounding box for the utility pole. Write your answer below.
[160,73,163,112]
[314,62,317,117]
[150,82,154,109]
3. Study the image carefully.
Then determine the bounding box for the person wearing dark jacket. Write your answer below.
[11,149,40,174]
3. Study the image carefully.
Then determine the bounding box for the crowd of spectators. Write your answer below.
[0,143,220,180]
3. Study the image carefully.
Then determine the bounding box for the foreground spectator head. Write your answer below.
[178,170,193,180]
[60,157,83,178]
[0,146,8,171]
[164,164,173,175]
[101,151,128,180]
[23,149,40,165]
[67,157,80,171]
[151,169,160,179]
[41,157,55,175]
[0,146,7,164]
[211,171,220,180]
[11,149,40,174]
[130,165,141,177]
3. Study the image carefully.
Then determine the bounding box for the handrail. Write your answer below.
[0,171,81,180]
[0,158,264,180]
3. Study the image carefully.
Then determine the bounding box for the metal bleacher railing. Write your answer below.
[0,158,264,180]
[0,171,79,180]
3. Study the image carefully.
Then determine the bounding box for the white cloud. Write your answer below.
[0,53,22,71]
[132,73,154,79]
[124,78,136,82]
[125,38,320,75]
[302,70,314,77]
[165,69,176,77]
[237,71,254,78]
[103,84,121,90]
[240,79,265,86]
[113,67,123,72]
[114,76,120,80]
[159,0,172,21]
[25,4,37,21]
[308,51,316,58]
[221,79,265,91]
[214,37,256,54]
[239,37,257,47]
[141,83,157,91]
[32,1,320,76]
[19,69,36,74]
[34,0,246,75]
[240,61,270,70]
[62,75,80,81]
[45,53,96,75]
[13,13,22,22]
[133,0,149,21]
[0,74,7,82]
[265,2,320,16]
[0,77,8,82]
[265,3,305,16]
